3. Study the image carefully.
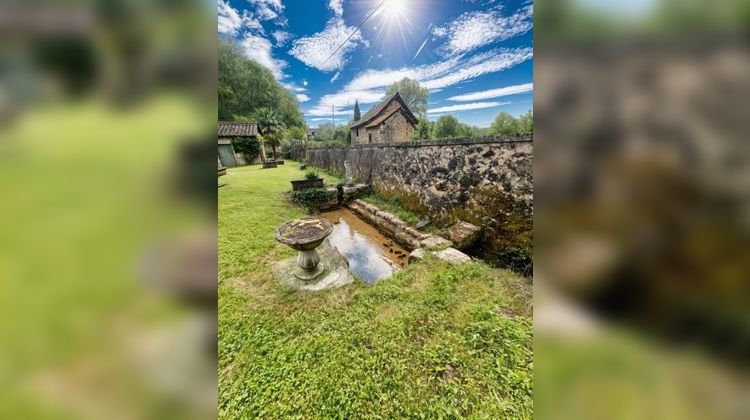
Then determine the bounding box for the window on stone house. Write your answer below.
[368,133,372,143]
[379,123,385,134]
[356,128,359,137]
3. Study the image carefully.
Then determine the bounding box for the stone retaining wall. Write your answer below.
[292,135,533,274]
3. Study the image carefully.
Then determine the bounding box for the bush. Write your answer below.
[304,170,319,180]
[293,188,335,210]
[232,137,260,161]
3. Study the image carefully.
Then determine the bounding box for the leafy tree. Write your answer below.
[333,125,351,144]
[385,77,428,117]
[517,110,533,134]
[412,117,432,140]
[353,100,361,121]
[250,108,285,160]
[284,126,307,141]
[315,123,336,142]
[457,123,474,137]
[433,115,460,139]
[218,39,303,128]
[489,112,520,135]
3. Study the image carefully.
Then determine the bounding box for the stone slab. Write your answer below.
[446,221,481,250]
[409,247,472,265]
[420,235,452,250]
[434,248,472,264]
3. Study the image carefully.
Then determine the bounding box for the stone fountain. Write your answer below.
[275,217,333,281]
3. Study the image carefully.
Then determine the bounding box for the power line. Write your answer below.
[320,0,386,68]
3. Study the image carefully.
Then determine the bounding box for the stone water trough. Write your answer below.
[273,169,480,291]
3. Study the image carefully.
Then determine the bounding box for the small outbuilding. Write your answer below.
[350,92,418,145]
[218,121,258,167]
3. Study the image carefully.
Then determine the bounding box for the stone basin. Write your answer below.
[275,217,333,280]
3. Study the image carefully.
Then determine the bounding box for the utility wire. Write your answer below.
[320,0,386,68]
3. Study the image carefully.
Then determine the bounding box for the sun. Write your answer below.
[381,0,409,19]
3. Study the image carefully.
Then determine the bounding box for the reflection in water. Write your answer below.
[322,209,407,283]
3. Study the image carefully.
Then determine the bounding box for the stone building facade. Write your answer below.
[350,92,418,145]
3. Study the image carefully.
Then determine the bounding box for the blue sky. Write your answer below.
[219,0,533,128]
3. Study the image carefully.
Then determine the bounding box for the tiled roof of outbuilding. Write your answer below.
[218,121,258,137]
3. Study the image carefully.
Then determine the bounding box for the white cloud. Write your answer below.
[431,26,447,38]
[344,47,531,92]
[427,101,509,114]
[239,34,287,79]
[305,89,385,117]
[330,72,341,82]
[296,93,311,102]
[328,0,343,17]
[305,46,531,121]
[432,5,532,56]
[272,30,292,46]
[218,0,262,35]
[448,82,533,101]
[302,79,308,86]
[282,82,307,93]
[309,117,346,121]
[421,49,532,90]
[249,0,285,21]
[289,18,364,71]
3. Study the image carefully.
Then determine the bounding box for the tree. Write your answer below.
[315,123,336,142]
[385,78,428,117]
[218,39,303,128]
[517,110,533,134]
[457,123,474,137]
[333,125,351,144]
[433,115,460,139]
[250,108,285,160]
[353,100,361,121]
[413,117,432,140]
[489,112,519,135]
[284,126,307,141]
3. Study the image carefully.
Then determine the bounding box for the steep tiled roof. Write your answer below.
[364,107,409,128]
[350,92,418,129]
[218,121,258,137]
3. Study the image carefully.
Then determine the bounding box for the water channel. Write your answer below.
[321,208,408,283]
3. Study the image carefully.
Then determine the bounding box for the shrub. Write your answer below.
[304,170,319,180]
[232,137,261,161]
[293,188,334,211]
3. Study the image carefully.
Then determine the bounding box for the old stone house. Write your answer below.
[350,92,418,145]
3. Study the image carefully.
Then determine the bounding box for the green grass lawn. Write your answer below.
[219,162,533,418]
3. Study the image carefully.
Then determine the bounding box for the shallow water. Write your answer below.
[321,208,408,283]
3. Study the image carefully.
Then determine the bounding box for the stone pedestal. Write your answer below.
[272,241,355,292]
[295,249,324,280]
[344,160,354,186]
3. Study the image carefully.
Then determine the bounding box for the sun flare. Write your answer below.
[381,0,409,19]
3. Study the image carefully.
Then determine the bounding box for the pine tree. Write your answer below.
[353,100,361,121]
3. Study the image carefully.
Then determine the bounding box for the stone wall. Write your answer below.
[292,135,533,273]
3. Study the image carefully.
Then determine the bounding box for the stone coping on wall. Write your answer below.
[302,135,532,151]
